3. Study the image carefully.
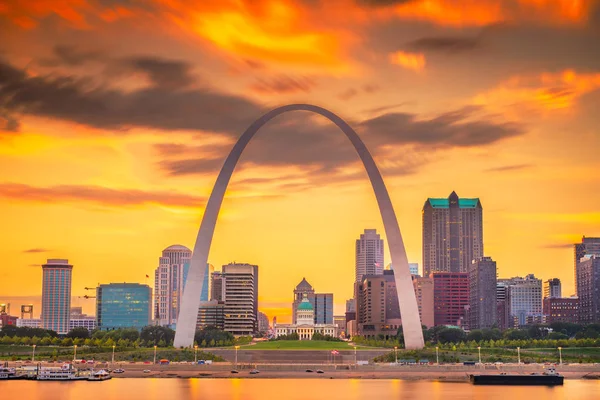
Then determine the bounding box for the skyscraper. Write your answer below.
[183,262,213,302]
[96,283,152,330]
[422,191,483,276]
[469,257,497,330]
[574,237,600,295]
[543,278,562,299]
[154,244,192,327]
[355,229,384,282]
[313,293,334,325]
[41,259,72,334]
[223,263,259,335]
[577,255,600,324]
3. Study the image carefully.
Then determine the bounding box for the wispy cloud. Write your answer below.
[485,164,533,173]
[23,248,51,253]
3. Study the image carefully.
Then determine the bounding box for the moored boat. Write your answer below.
[88,369,112,381]
[37,363,87,381]
[470,366,564,386]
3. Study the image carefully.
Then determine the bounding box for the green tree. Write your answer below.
[66,327,90,339]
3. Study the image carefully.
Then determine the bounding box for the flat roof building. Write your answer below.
[41,259,73,334]
[96,283,152,330]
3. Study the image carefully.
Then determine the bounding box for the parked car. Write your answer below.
[230,370,239,374]
[249,369,260,375]
[316,370,324,374]
[113,369,125,374]
[143,370,151,373]
[305,369,314,373]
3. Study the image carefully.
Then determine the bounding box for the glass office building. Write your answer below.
[96,283,152,330]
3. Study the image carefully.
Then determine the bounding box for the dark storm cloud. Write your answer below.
[126,57,196,89]
[40,45,104,67]
[0,59,261,135]
[359,107,524,148]
[407,36,481,53]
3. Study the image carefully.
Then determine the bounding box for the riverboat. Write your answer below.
[470,366,564,386]
[88,369,112,381]
[37,364,87,381]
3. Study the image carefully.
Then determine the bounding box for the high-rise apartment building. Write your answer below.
[544,278,562,299]
[41,259,73,334]
[422,192,483,276]
[505,274,543,327]
[469,257,497,330]
[574,237,600,295]
[223,263,259,335]
[577,255,600,324]
[355,270,401,338]
[412,276,434,328]
[96,283,152,330]
[154,245,191,327]
[432,272,469,327]
[355,229,384,283]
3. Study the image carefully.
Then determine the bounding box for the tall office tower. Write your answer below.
[496,280,511,330]
[96,283,152,330]
[543,278,562,299]
[432,272,469,327]
[210,271,224,302]
[505,274,543,327]
[154,245,191,327]
[313,293,334,324]
[574,237,600,295]
[355,270,401,338]
[355,229,384,283]
[292,278,315,324]
[409,263,419,276]
[469,257,497,330]
[41,259,73,334]
[422,191,483,276]
[412,276,434,328]
[345,299,356,313]
[222,263,259,335]
[577,255,600,324]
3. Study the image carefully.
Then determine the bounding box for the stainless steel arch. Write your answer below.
[173,104,425,349]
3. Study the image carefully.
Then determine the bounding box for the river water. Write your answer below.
[1,379,599,400]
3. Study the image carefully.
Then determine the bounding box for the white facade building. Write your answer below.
[355,229,384,283]
[506,274,543,326]
[69,317,96,331]
[275,295,338,339]
[16,318,42,328]
[154,245,192,328]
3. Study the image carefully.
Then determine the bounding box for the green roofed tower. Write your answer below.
[423,191,483,276]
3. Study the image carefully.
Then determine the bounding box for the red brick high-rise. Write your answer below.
[433,272,469,327]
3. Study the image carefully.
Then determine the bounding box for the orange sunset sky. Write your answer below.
[0,0,599,322]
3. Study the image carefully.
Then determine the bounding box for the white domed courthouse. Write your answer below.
[274,295,338,339]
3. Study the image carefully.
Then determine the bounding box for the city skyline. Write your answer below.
[1,1,600,324]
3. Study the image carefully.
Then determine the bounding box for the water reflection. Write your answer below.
[1,379,599,400]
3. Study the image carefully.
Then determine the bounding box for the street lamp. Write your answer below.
[354,346,357,366]
[73,344,77,361]
[234,346,240,369]
[394,346,398,364]
[558,347,562,365]
[112,345,116,365]
[477,346,481,365]
[194,345,198,365]
[32,344,36,362]
[435,346,439,365]
[154,345,157,365]
[517,347,521,364]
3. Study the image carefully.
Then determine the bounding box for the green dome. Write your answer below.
[297,298,313,311]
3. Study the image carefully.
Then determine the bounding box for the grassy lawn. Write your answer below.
[243,340,368,351]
